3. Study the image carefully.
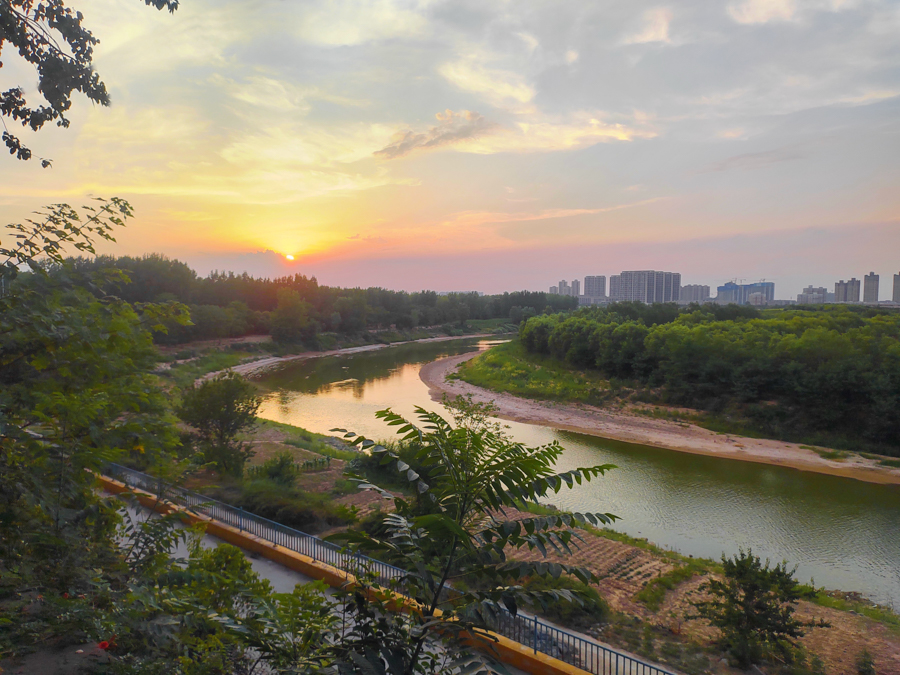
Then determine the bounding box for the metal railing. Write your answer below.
[104,463,676,675]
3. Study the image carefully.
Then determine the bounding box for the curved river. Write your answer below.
[256,337,900,605]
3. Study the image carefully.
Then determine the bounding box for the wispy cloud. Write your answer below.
[374,110,497,159]
[727,0,796,24]
[623,8,673,44]
[441,199,665,228]
[705,146,805,172]
[439,58,535,106]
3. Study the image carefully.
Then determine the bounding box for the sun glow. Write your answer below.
[285,254,295,261]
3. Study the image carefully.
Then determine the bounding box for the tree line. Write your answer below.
[519,302,900,454]
[68,254,576,345]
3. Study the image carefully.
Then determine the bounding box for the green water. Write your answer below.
[256,338,900,605]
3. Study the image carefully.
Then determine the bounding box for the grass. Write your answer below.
[633,560,709,610]
[800,445,851,461]
[160,350,259,388]
[807,591,900,635]
[252,418,360,461]
[457,340,611,404]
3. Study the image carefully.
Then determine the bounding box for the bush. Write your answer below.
[522,575,608,629]
[692,549,829,668]
[221,479,354,534]
[246,452,301,486]
[177,371,262,477]
[856,649,876,675]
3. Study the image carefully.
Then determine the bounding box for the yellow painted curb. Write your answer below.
[98,474,594,675]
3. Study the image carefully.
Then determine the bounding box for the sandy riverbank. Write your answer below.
[203,334,493,382]
[421,351,900,486]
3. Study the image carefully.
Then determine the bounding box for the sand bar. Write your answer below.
[420,351,900,486]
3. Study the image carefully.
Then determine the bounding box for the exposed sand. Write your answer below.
[202,334,493,382]
[421,352,900,486]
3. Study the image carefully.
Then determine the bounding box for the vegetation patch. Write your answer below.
[633,560,709,610]
[520,575,609,629]
[457,340,611,404]
[800,445,851,461]
[160,349,259,388]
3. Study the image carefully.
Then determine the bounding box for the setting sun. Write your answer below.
[285,254,295,261]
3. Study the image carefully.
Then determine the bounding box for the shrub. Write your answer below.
[246,452,301,486]
[522,575,608,629]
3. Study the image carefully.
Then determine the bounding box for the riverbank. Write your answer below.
[207,334,494,382]
[421,351,900,486]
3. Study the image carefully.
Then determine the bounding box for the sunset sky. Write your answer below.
[2,0,899,298]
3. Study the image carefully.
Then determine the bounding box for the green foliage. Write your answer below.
[1,201,189,601]
[458,340,610,404]
[856,648,877,675]
[246,451,302,486]
[520,575,609,628]
[634,560,707,610]
[328,395,617,674]
[177,371,262,476]
[516,304,900,454]
[161,349,251,389]
[270,288,318,346]
[0,0,178,165]
[62,254,577,346]
[692,549,829,668]
[0,205,349,673]
[217,479,354,534]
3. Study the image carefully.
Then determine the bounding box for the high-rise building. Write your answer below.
[894,273,900,303]
[558,280,570,296]
[608,271,681,303]
[549,286,558,295]
[797,286,828,304]
[716,281,775,305]
[584,275,606,298]
[679,284,710,304]
[571,279,580,297]
[835,278,861,303]
[864,272,879,303]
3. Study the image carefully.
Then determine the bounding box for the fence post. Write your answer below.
[239,507,244,532]
[533,616,538,654]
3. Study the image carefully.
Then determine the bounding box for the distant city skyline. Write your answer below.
[538,268,900,304]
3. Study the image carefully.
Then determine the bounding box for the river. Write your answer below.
[255,337,900,606]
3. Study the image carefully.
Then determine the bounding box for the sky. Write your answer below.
[2,0,899,299]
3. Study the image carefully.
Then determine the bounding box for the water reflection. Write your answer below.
[256,338,900,604]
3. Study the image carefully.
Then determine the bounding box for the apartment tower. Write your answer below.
[608,270,681,303]
[863,272,879,303]
[835,278,861,303]
[680,284,710,304]
[584,275,607,299]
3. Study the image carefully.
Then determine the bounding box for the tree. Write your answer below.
[0,200,189,590]
[330,395,618,674]
[270,287,317,345]
[177,371,262,476]
[692,549,829,668]
[1,0,178,165]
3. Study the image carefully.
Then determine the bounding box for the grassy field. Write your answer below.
[456,340,611,404]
